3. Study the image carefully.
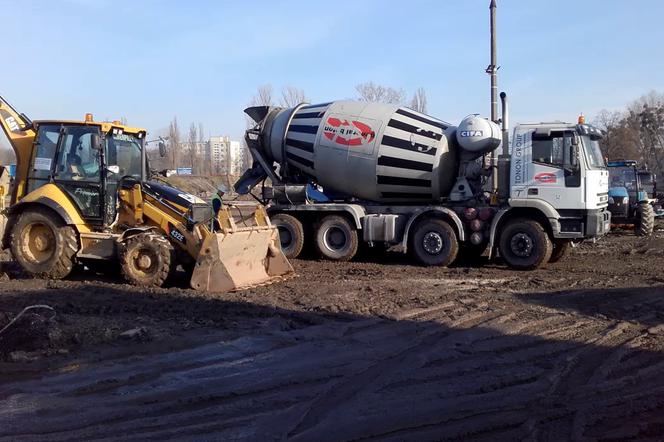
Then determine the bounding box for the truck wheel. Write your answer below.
[498,219,552,270]
[549,239,571,263]
[314,215,358,261]
[636,203,654,236]
[271,213,304,259]
[409,218,459,267]
[120,232,175,287]
[10,208,78,279]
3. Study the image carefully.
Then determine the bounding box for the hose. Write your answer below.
[0,305,55,338]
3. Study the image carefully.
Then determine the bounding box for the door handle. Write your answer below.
[528,188,539,195]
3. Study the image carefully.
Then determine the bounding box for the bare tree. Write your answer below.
[409,87,428,113]
[168,117,180,169]
[198,122,210,175]
[249,84,274,107]
[355,82,405,105]
[188,123,198,172]
[593,90,664,175]
[593,110,635,161]
[280,86,307,107]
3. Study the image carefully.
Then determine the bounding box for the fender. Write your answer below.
[269,203,366,229]
[118,226,158,243]
[488,199,561,258]
[487,208,510,259]
[7,197,76,225]
[508,197,560,219]
[399,207,465,253]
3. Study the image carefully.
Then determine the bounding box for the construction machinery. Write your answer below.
[0,95,293,290]
[607,160,655,235]
[235,2,610,270]
[238,100,610,270]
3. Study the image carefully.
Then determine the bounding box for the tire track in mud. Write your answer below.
[3,234,664,441]
[4,293,664,442]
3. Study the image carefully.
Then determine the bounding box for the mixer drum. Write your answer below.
[260,100,459,203]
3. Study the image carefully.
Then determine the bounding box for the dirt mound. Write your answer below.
[0,306,61,361]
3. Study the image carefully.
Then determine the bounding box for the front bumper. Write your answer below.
[586,208,611,237]
[553,208,611,239]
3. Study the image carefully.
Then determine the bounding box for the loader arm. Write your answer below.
[117,182,294,291]
[0,96,37,203]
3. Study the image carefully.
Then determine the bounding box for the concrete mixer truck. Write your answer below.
[236,96,610,270]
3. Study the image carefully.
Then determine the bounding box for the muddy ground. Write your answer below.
[1,232,664,441]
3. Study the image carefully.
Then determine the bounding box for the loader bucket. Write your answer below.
[189,205,294,292]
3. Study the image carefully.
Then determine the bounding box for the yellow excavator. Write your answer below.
[0,95,293,291]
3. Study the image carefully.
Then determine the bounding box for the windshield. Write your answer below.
[105,133,143,179]
[609,166,637,190]
[581,135,605,169]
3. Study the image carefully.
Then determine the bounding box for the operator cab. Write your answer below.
[28,117,146,227]
[511,120,609,238]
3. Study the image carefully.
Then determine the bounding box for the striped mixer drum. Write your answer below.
[251,100,498,204]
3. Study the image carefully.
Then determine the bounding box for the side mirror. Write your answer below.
[158,137,167,157]
[571,144,580,169]
[91,133,103,150]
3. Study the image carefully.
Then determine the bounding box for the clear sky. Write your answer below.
[1,0,663,144]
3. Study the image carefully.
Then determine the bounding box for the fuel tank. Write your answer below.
[251,100,498,203]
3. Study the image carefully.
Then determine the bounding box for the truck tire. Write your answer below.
[636,203,654,236]
[498,219,552,270]
[409,218,459,267]
[120,232,175,287]
[549,239,571,263]
[271,213,305,259]
[314,215,358,261]
[10,208,78,279]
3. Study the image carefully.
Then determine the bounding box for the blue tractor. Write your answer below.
[607,160,655,236]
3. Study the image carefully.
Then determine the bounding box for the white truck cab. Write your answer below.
[508,122,610,239]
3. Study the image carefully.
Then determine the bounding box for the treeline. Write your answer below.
[594,91,664,175]
[248,82,429,113]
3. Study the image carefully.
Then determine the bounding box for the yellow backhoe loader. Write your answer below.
[0,95,293,291]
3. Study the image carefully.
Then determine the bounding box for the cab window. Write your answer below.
[54,126,101,182]
[532,131,571,168]
[28,124,60,193]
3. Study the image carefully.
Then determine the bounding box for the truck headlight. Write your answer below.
[608,197,614,204]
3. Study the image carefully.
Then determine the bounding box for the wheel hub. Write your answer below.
[137,254,153,270]
[33,234,50,252]
[423,232,443,254]
[278,226,292,248]
[131,247,158,275]
[324,227,347,251]
[24,223,56,263]
[510,232,534,257]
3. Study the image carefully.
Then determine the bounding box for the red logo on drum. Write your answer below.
[323,117,375,146]
[534,172,557,184]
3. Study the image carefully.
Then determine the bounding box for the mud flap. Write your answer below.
[190,227,294,292]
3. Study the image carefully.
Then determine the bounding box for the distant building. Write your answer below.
[230,141,243,175]
[209,136,231,174]
[208,136,247,175]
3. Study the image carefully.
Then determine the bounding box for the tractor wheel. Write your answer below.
[636,203,655,236]
[314,215,358,261]
[549,239,571,263]
[498,219,552,270]
[120,232,175,287]
[409,218,459,267]
[271,213,305,259]
[10,208,78,279]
